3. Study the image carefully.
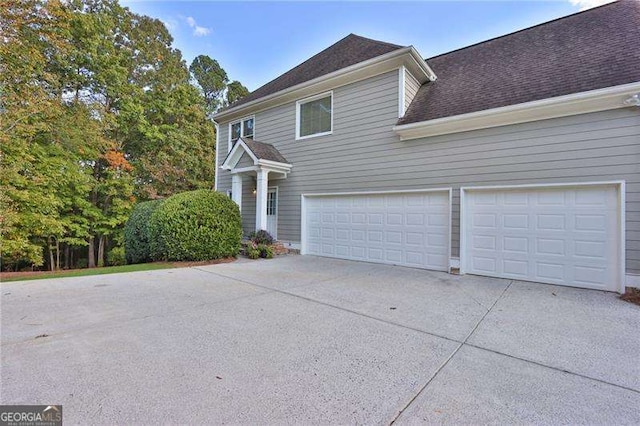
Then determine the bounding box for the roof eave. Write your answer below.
[213,46,435,123]
[393,81,640,141]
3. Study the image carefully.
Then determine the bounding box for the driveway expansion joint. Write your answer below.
[389,280,514,424]
[463,342,640,395]
[197,266,640,398]
[192,266,464,345]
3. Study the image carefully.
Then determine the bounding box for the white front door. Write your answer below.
[461,183,623,291]
[303,190,451,271]
[266,187,278,239]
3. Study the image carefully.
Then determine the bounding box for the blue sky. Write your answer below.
[121,1,609,91]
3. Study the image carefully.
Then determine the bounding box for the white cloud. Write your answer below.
[569,0,615,11]
[161,18,178,31]
[185,16,211,37]
[193,26,211,37]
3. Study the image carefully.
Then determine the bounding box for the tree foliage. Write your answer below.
[189,55,228,114]
[1,0,248,271]
[189,56,252,113]
[226,80,250,106]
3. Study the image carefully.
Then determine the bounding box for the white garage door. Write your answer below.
[461,184,623,291]
[303,190,451,271]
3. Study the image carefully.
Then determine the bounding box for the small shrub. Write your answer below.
[258,244,274,259]
[248,229,274,245]
[245,242,273,260]
[107,246,126,266]
[124,199,164,264]
[149,189,242,261]
[75,258,88,269]
[246,244,261,259]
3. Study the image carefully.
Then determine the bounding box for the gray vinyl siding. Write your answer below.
[216,69,640,275]
[237,152,254,169]
[240,175,256,235]
[404,69,420,111]
[217,124,231,192]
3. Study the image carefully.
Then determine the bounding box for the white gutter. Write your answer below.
[408,46,437,82]
[393,81,640,141]
[213,121,219,191]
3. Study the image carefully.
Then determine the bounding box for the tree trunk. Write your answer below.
[56,239,60,271]
[97,235,105,268]
[64,244,70,270]
[48,237,55,272]
[88,236,96,268]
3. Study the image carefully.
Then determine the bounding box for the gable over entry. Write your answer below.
[221,137,292,233]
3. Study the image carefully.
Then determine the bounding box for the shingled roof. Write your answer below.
[228,34,404,109]
[240,138,289,164]
[399,0,640,125]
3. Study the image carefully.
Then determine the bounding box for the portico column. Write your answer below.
[255,169,269,231]
[231,174,242,211]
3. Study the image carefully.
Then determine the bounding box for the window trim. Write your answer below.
[295,91,333,141]
[228,115,255,152]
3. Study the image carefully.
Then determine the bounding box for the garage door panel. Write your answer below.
[305,191,450,271]
[463,185,621,291]
[574,240,606,258]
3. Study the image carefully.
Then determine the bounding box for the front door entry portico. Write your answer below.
[220,137,292,237]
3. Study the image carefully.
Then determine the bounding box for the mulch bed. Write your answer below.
[169,258,236,268]
[620,287,640,306]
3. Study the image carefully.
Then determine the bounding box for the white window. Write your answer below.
[228,116,255,151]
[296,92,332,140]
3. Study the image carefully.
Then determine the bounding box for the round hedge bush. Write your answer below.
[124,199,164,264]
[148,189,242,261]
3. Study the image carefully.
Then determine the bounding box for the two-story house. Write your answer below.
[213,0,640,293]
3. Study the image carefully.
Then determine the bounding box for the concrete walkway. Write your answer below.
[1,256,639,424]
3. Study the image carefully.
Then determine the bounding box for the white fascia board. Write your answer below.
[394,82,640,141]
[230,166,259,174]
[302,187,451,197]
[460,180,625,192]
[221,138,259,169]
[398,66,406,118]
[257,159,293,170]
[214,46,435,123]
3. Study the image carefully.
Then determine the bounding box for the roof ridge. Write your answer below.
[425,0,620,61]
[249,33,403,95]
[220,32,404,112]
[347,33,405,50]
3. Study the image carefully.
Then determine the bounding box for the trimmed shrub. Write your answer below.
[124,199,164,264]
[248,229,274,245]
[149,189,242,261]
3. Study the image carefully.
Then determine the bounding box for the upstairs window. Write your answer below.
[228,116,254,151]
[296,92,332,140]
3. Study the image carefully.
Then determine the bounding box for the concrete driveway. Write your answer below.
[1,256,639,424]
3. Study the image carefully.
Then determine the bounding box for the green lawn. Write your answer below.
[1,263,175,283]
